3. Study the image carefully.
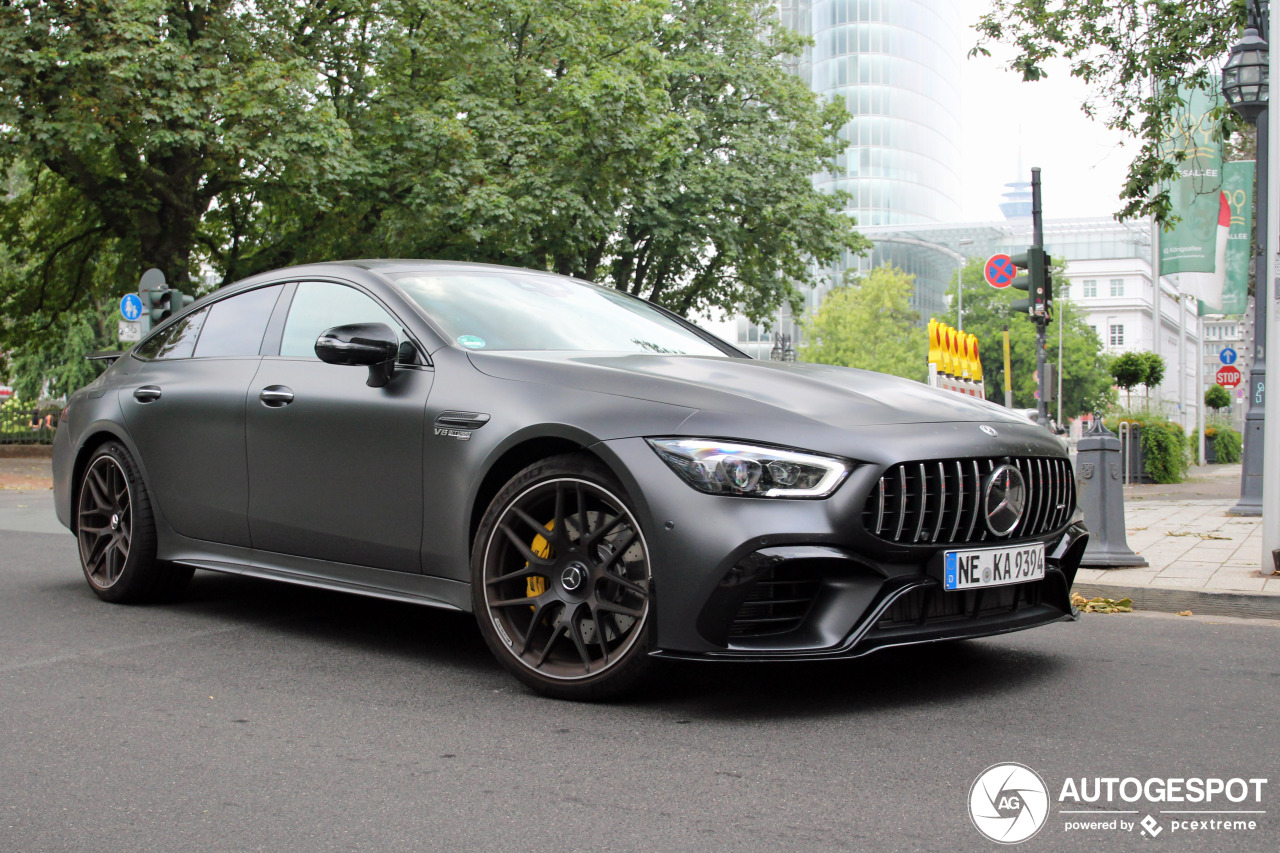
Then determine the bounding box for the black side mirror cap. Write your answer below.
[315,323,399,388]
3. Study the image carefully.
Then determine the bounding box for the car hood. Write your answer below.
[468,351,1027,429]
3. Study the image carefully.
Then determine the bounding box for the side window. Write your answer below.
[280,282,406,359]
[193,284,284,358]
[134,309,208,361]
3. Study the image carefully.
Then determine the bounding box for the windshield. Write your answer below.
[390,269,734,356]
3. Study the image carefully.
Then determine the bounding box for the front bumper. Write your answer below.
[595,435,1087,662]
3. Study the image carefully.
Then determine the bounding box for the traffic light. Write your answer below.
[146,288,196,326]
[1010,247,1050,321]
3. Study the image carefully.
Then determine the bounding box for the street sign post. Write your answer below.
[1216,365,1243,388]
[1219,347,1238,365]
[120,293,144,322]
[984,254,1017,289]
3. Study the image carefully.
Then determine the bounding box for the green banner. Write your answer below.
[1160,87,1230,309]
[1215,160,1254,315]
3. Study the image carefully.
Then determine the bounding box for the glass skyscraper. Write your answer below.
[753,1,966,354]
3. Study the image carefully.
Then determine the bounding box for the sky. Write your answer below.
[956,1,1137,222]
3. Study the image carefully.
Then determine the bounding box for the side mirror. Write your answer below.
[315,323,399,388]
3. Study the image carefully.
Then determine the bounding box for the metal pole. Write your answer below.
[1151,213,1162,412]
[958,253,964,333]
[1179,289,1188,432]
[1003,325,1013,407]
[1058,295,1064,427]
[1262,7,1279,574]
[1197,309,1206,467]
[1231,109,1268,515]
[1031,168,1048,426]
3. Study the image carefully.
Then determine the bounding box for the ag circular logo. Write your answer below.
[968,762,1049,844]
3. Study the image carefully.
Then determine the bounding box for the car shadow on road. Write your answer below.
[156,570,1069,717]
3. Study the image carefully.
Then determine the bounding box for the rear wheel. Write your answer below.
[76,442,191,603]
[472,454,653,700]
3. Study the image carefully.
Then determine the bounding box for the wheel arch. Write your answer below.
[469,436,606,550]
[69,426,142,535]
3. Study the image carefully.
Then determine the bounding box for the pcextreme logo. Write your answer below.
[968,764,1270,844]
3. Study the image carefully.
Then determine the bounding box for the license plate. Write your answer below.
[944,542,1045,590]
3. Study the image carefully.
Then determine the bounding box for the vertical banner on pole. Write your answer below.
[1160,87,1230,309]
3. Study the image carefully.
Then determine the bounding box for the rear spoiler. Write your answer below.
[86,351,125,364]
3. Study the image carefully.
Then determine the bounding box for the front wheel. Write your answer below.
[472,454,654,700]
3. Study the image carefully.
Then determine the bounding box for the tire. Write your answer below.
[471,453,654,700]
[76,442,192,603]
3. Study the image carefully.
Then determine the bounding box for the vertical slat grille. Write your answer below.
[861,456,1075,546]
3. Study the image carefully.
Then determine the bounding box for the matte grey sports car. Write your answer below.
[53,260,1087,699]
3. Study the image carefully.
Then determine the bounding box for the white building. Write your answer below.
[1058,256,1203,427]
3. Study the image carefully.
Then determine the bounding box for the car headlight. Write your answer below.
[647,438,852,498]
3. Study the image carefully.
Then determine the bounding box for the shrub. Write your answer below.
[1106,412,1189,483]
[1213,426,1242,463]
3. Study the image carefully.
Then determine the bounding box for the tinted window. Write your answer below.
[193,285,283,358]
[134,309,208,360]
[390,270,730,356]
[280,282,403,358]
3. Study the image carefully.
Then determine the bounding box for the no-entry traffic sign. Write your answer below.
[985,254,1017,288]
[1216,365,1243,388]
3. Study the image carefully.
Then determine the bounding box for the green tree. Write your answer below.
[939,257,1115,416]
[970,1,1249,223]
[799,264,926,382]
[1142,351,1166,390]
[1205,383,1231,411]
[7,304,118,402]
[1116,348,1157,409]
[0,0,867,390]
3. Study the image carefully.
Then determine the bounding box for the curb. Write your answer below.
[1074,582,1280,621]
[0,445,53,458]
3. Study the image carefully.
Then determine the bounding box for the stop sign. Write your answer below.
[1216,365,1242,388]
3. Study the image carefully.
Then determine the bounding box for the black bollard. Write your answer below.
[1076,416,1147,568]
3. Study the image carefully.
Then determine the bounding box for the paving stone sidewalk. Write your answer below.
[1073,463,1279,619]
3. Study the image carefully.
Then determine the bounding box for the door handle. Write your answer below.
[259,386,294,407]
[133,386,162,403]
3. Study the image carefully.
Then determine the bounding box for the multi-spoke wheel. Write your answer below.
[472,454,653,700]
[76,442,190,603]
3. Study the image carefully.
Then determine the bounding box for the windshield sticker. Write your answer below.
[457,335,486,349]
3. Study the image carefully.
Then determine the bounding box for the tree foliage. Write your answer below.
[938,258,1115,417]
[1110,349,1165,407]
[0,0,867,384]
[798,264,926,382]
[1205,382,1232,410]
[970,0,1249,223]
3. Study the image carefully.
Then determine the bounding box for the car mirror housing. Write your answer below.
[315,323,399,387]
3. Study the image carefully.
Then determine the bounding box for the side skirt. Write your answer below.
[164,535,472,613]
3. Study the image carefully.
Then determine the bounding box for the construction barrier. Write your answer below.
[927,319,986,400]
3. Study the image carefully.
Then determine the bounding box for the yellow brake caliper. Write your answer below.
[526,520,553,607]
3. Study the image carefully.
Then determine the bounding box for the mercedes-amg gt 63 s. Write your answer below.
[53,261,1087,699]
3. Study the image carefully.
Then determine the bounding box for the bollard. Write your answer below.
[1076,417,1148,568]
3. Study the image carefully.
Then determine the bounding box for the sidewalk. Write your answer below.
[1072,463,1279,619]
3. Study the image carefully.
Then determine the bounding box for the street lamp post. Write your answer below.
[1222,23,1269,516]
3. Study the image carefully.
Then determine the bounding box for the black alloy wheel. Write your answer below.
[76,442,190,602]
[473,454,653,700]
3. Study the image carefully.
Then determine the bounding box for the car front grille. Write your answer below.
[727,564,822,638]
[874,579,1046,630]
[861,456,1074,546]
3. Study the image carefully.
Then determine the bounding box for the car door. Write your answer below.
[245,280,432,573]
[121,283,285,546]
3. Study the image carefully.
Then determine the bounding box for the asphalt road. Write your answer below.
[2,525,1278,853]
